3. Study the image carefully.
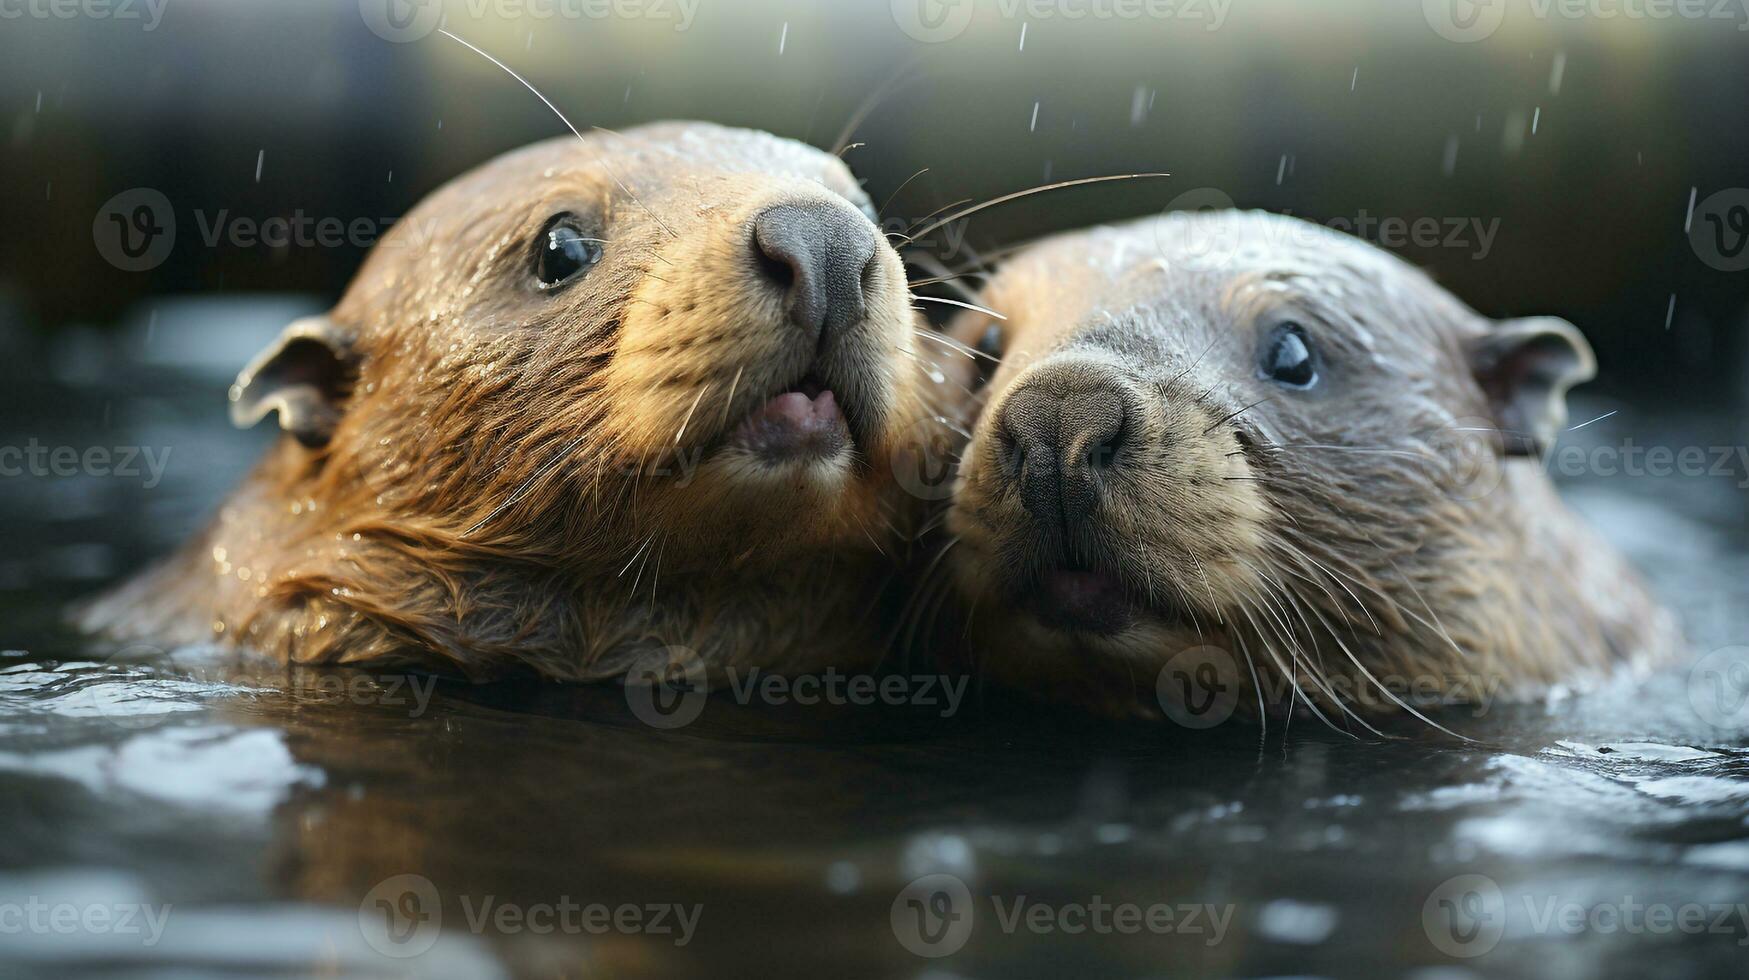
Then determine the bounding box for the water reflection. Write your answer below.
[1,302,1747,978]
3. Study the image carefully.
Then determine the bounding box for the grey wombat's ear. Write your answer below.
[1466,315,1596,457]
[228,315,356,448]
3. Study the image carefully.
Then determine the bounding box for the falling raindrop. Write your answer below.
[1350,67,1358,91]
[255,150,264,183]
[1442,135,1459,176]
[1531,106,1540,134]
[1029,101,1040,132]
[778,22,788,55]
[35,91,42,113]
[1683,187,1697,232]
[1549,51,1566,95]
[1130,85,1148,126]
[1665,294,1676,331]
[1276,155,1288,185]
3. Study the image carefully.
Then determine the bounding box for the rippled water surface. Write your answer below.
[2,305,1748,979]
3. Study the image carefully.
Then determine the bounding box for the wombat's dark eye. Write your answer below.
[535,217,603,290]
[1260,322,1317,388]
[971,322,1004,391]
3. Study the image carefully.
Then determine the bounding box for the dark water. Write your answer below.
[3,301,1748,979]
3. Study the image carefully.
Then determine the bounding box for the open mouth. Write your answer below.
[1026,566,1138,635]
[1017,557,1199,638]
[724,371,854,463]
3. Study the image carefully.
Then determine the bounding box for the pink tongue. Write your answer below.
[731,389,849,459]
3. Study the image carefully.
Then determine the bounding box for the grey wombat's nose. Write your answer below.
[751,199,878,339]
[996,367,1135,529]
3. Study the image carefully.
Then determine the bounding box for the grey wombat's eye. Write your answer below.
[535,215,604,290]
[1260,321,1317,388]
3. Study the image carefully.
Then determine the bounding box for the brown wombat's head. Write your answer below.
[945,210,1596,715]
[227,122,938,574]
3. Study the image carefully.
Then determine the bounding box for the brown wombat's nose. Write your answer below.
[996,365,1137,529]
[752,199,878,339]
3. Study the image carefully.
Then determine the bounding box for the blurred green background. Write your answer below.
[1,0,1746,400]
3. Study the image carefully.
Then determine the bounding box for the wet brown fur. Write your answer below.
[78,122,969,683]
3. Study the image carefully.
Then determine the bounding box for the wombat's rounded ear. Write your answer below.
[1467,316,1596,457]
[228,315,356,448]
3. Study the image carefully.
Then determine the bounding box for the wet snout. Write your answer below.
[751,198,879,340]
[994,360,1141,533]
